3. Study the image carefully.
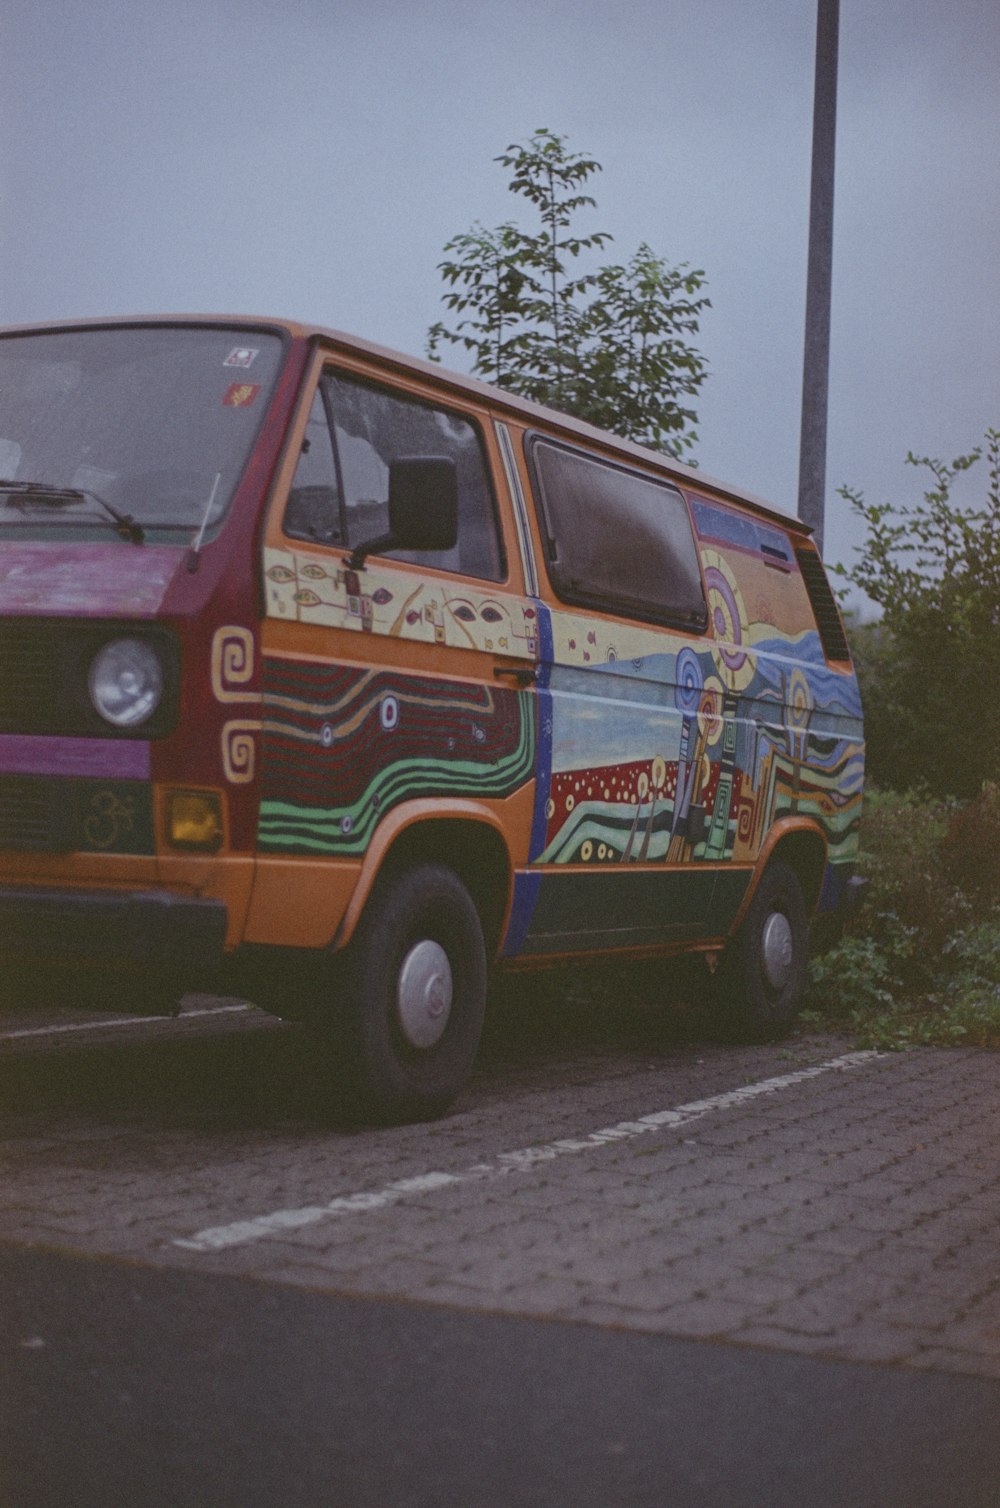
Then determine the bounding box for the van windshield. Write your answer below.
[0,325,285,541]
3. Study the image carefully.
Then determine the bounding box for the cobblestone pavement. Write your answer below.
[2,993,999,1380]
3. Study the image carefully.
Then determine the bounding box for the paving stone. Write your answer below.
[799,1226,885,1259]
[5,1024,1000,1380]
[732,1324,844,1357]
[654,1295,764,1338]
[715,1270,804,1306]
[904,1347,1000,1380]
[737,1322,920,1366]
[753,1289,869,1337]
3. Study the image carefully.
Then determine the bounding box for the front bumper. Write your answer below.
[0,885,227,981]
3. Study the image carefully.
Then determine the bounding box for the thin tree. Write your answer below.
[428,129,710,457]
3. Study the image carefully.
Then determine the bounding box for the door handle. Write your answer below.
[493,665,537,687]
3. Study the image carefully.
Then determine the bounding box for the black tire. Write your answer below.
[334,864,487,1122]
[714,860,809,1041]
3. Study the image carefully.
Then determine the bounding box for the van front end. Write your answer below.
[0,318,307,1010]
[0,607,228,1008]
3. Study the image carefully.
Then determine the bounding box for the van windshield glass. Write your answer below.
[0,326,284,539]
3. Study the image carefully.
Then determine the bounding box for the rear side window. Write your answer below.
[284,371,504,581]
[528,438,706,629]
[795,547,852,661]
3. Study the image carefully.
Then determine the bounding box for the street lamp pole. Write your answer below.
[797,0,839,557]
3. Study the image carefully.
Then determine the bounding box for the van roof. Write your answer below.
[0,313,813,537]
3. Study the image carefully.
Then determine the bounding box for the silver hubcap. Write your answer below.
[396,939,453,1049]
[761,911,794,992]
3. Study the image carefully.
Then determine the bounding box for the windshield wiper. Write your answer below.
[0,479,145,544]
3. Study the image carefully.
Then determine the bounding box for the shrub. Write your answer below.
[805,787,1000,1048]
[938,784,1000,906]
[837,427,1000,799]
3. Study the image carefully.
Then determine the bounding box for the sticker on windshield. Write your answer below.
[224,347,259,369]
[223,383,261,408]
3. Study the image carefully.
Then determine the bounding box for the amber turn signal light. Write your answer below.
[167,790,223,852]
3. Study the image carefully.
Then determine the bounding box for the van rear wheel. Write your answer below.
[714,861,808,1041]
[334,863,487,1123]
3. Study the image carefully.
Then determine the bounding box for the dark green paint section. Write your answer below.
[705,867,753,934]
[517,867,743,956]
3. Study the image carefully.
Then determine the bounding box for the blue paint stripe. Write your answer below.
[503,870,543,957]
[503,601,553,956]
[528,600,553,859]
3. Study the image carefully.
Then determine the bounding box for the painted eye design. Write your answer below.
[372,587,394,605]
[300,563,327,580]
[451,603,476,623]
[266,565,294,583]
[481,605,504,624]
[294,589,322,606]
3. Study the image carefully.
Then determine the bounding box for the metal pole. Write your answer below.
[797,0,839,556]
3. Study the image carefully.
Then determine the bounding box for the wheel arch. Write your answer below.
[733,819,828,934]
[333,800,514,960]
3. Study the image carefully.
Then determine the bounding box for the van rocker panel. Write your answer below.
[511,865,751,956]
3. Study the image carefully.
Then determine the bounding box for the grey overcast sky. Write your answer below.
[2,0,998,578]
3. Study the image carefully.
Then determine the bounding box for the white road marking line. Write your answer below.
[0,1003,252,1041]
[174,1049,884,1254]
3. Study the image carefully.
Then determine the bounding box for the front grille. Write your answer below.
[0,776,71,851]
[0,622,64,731]
[0,775,154,854]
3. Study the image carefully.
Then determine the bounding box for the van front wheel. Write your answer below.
[338,864,487,1122]
[715,861,808,1041]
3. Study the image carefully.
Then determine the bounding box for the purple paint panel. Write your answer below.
[0,543,183,617]
[0,734,150,779]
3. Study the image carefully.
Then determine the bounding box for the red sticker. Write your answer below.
[223,383,260,407]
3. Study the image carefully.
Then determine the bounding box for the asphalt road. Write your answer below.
[3,982,1000,1505]
[6,1245,1000,1508]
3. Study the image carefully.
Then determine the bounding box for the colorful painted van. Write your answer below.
[0,317,863,1117]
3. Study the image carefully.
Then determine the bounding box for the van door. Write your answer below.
[510,436,737,956]
[244,361,539,947]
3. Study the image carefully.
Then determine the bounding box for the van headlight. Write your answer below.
[88,637,164,728]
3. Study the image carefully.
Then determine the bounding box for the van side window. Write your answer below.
[528,438,707,629]
[285,371,504,581]
[284,390,344,546]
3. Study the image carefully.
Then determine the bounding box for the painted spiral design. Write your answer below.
[674,646,703,712]
[211,626,258,704]
[222,721,259,784]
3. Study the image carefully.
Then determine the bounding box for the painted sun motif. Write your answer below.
[787,667,813,730]
[702,548,754,692]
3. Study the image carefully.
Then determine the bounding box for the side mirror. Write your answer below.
[348,455,458,569]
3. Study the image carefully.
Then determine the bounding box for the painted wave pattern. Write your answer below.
[257,660,536,856]
[538,631,864,873]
